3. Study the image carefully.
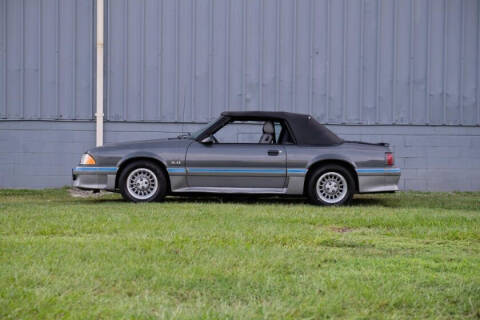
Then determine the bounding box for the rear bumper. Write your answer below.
[356,168,401,193]
[72,166,118,191]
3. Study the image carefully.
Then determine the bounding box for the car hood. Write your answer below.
[86,137,193,153]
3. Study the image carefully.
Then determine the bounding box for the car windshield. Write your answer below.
[189,117,221,140]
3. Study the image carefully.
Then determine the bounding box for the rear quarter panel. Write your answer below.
[285,143,387,170]
[284,142,393,194]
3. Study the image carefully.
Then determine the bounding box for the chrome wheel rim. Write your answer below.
[126,168,158,200]
[316,171,347,204]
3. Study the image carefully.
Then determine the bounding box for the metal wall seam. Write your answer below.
[274,0,280,112]
[359,0,365,124]
[73,0,77,119]
[258,0,263,110]
[241,0,246,109]
[308,0,314,116]
[392,0,397,124]
[477,0,480,125]
[2,0,6,118]
[38,0,42,118]
[174,0,179,121]
[141,0,146,121]
[190,0,196,121]
[408,0,414,124]
[55,0,60,119]
[459,0,464,124]
[158,0,164,120]
[20,0,25,119]
[291,0,297,113]
[208,0,214,119]
[122,0,127,121]
[426,0,431,124]
[342,0,347,123]
[326,0,330,121]
[375,0,381,124]
[1,0,5,118]
[224,0,230,111]
[442,0,447,124]
[89,0,94,120]
[95,0,104,145]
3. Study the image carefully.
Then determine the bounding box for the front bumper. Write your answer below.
[72,166,118,191]
[356,167,401,193]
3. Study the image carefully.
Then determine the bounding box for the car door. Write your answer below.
[185,120,287,189]
[186,142,286,189]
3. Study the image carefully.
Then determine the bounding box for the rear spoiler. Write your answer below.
[345,140,390,147]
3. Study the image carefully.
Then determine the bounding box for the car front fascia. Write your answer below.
[72,164,118,191]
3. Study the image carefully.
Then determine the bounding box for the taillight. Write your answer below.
[385,152,394,166]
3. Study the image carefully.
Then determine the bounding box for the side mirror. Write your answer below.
[201,135,214,144]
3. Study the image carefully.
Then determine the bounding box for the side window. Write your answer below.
[274,122,282,143]
[213,121,265,143]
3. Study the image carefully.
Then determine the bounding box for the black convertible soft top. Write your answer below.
[221,111,343,146]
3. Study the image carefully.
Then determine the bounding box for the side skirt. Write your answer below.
[172,187,288,194]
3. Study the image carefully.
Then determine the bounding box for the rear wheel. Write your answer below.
[307,165,354,206]
[119,160,167,203]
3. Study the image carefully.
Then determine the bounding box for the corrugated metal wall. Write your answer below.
[1,0,480,191]
[1,0,480,125]
[0,0,94,120]
[105,0,480,125]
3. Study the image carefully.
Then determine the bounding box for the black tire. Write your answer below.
[119,160,167,203]
[307,164,355,206]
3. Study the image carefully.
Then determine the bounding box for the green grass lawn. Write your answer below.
[0,189,479,319]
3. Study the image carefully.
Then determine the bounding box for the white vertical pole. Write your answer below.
[96,0,104,146]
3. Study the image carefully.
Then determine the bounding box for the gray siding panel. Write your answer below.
[0,0,94,120]
[101,0,480,125]
[1,0,479,124]
[0,121,96,188]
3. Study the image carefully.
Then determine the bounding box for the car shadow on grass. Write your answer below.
[159,194,386,207]
[73,190,478,211]
[160,194,476,210]
[82,197,388,210]
[160,194,480,210]
[70,188,393,207]
[76,189,389,206]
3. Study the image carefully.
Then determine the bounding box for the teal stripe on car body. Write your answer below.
[188,168,285,174]
[74,167,118,172]
[167,168,187,173]
[167,168,307,175]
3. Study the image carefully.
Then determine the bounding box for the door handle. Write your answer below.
[268,150,281,156]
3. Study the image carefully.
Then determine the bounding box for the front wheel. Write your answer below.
[119,161,167,203]
[307,165,355,206]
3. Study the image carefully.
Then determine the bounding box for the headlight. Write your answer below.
[80,153,96,165]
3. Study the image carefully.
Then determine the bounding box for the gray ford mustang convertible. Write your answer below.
[73,111,400,205]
